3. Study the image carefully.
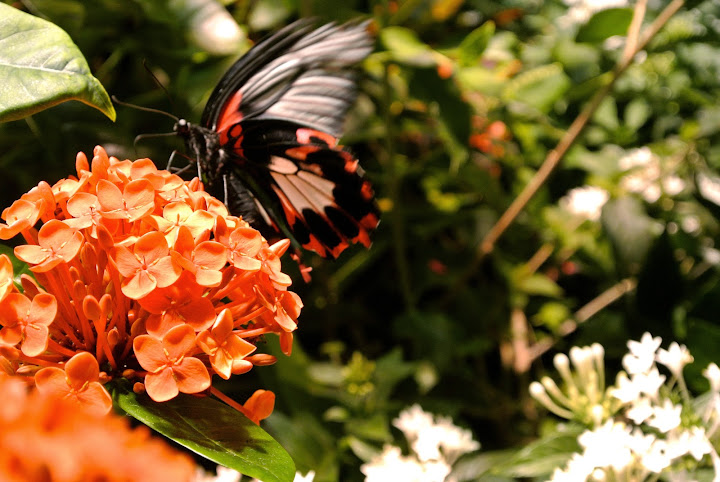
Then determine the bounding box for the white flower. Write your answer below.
[704,363,720,393]
[702,247,720,265]
[393,405,480,464]
[633,367,666,399]
[623,333,661,375]
[619,147,654,170]
[361,446,428,482]
[642,439,672,473]
[662,175,686,196]
[421,460,452,482]
[434,416,481,464]
[626,397,654,425]
[559,186,609,221]
[656,342,693,378]
[412,427,443,462]
[698,173,720,206]
[578,421,633,471]
[293,471,316,482]
[612,372,641,404]
[681,215,700,234]
[195,466,241,482]
[685,427,712,461]
[627,428,656,457]
[647,399,682,433]
[393,405,435,442]
[549,454,594,482]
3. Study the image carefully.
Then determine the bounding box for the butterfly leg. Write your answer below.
[222,173,231,208]
[167,150,179,170]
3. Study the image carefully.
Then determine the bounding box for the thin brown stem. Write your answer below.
[524,278,637,366]
[622,0,648,63]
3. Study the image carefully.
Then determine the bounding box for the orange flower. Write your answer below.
[0,293,56,357]
[0,146,301,420]
[226,225,263,271]
[0,254,14,302]
[134,324,211,402]
[138,272,216,335]
[35,351,113,416]
[14,220,83,272]
[96,178,155,222]
[0,373,195,481]
[242,389,276,425]
[151,201,215,245]
[65,192,104,230]
[0,199,41,240]
[197,309,256,379]
[172,225,227,287]
[114,231,182,299]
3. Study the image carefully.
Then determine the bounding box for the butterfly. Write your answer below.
[175,19,380,259]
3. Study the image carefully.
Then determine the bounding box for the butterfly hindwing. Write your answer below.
[227,120,379,258]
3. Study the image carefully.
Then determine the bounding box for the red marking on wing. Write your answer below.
[285,145,321,161]
[216,91,244,145]
[360,212,380,231]
[360,181,374,201]
[296,128,337,147]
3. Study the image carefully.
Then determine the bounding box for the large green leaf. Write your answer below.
[0,4,115,123]
[576,8,634,43]
[112,382,296,482]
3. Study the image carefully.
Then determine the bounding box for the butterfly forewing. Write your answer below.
[194,20,379,258]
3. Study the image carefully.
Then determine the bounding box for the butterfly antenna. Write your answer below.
[112,96,180,122]
[143,59,177,111]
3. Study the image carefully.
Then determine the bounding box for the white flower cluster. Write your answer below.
[619,147,686,203]
[361,405,480,482]
[532,333,720,481]
[559,186,610,221]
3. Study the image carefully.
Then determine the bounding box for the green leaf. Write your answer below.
[494,425,582,478]
[380,27,436,67]
[112,382,296,482]
[458,21,495,67]
[515,273,563,298]
[576,8,634,43]
[592,97,619,131]
[601,197,661,275]
[0,4,115,123]
[502,64,570,114]
[533,302,571,331]
[624,98,651,131]
[408,67,471,170]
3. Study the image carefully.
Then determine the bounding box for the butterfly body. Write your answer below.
[176,20,379,258]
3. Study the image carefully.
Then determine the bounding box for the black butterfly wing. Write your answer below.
[201,20,379,258]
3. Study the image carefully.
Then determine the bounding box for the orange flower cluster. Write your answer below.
[0,146,302,421]
[0,373,195,481]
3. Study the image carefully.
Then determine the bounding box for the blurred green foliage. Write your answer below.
[4,0,720,479]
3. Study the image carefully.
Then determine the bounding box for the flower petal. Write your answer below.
[144,367,179,402]
[174,357,211,394]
